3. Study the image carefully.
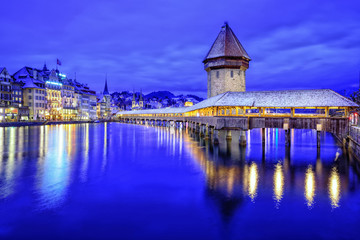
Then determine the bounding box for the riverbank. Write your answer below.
[0,120,109,127]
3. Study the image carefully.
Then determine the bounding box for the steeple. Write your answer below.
[132,90,136,109]
[139,89,144,109]
[139,89,143,101]
[43,62,49,72]
[204,22,251,98]
[103,74,109,95]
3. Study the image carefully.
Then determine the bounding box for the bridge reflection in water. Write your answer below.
[179,126,359,216]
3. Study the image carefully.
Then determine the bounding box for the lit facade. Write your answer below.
[45,70,62,120]
[10,65,99,122]
[0,67,13,121]
[62,79,77,120]
[22,77,46,120]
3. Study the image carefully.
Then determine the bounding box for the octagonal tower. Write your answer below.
[204,23,251,98]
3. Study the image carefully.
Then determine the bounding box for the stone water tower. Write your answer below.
[204,23,251,98]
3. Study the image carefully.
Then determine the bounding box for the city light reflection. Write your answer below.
[273,162,284,207]
[329,167,341,208]
[248,162,259,201]
[80,124,89,182]
[305,165,316,208]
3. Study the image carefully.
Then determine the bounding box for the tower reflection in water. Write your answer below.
[184,127,359,214]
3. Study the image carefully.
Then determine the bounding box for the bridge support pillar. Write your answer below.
[195,123,199,133]
[199,125,203,137]
[262,128,266,146]
[226,130,232,140]
[204,124,209,140]
[170,121,175,128]
[317,131,321,149]
[239,130,247,146]
[285,129,291,147]
[213,129,219,145]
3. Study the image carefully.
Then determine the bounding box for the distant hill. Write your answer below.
[145,91,175,99]
[110,90,204,110]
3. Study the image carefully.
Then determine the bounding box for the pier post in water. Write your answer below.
[226,130,232,140]
[199,124,204,137]
[204,124,209,140]
[284,123,291,147]
[239,130,247,146]
[316,124,322,148]
[262,128,266,146]
[213,129,219,145]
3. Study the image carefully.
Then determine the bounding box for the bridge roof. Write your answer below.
[187,89,358,111]
[117,107,188,115]
[117,89,357,116]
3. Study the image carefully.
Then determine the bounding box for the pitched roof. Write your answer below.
[187,89,358,111]
[117,89,358,116]
[22,76,42,89]
[204,23,250,62]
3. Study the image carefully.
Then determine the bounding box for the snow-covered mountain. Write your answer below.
[110,91,204,110]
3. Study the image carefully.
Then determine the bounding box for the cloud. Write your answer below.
[0,0,359,97]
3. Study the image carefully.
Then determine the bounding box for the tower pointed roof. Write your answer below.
[204,22,250,62]
[43,62,49,72]
[103,75,109,95]
[139,89,143,101]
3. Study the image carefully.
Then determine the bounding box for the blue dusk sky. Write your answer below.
[0,0,359,97]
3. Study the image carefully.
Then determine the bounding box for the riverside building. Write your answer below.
[1,64,103,122]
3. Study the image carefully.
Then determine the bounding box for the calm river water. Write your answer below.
[0,123,359,239]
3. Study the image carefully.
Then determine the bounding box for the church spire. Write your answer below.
[139,89,143,101]
[43,62,49,72]
[103,74,109,95]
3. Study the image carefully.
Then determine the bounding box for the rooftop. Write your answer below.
[204,22,250,62]
[117,89,358,115]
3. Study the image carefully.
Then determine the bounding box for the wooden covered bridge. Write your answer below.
[116,89,358,147]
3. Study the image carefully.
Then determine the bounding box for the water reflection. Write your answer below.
[248,162,259,201]
[305,165,316,208]
[329,167,341,208]
[273,162,284,207]
[184,127,360,215]
[0,125,359,223]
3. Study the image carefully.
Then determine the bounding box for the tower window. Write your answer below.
[216,71,219,78]
[231,71,233,78]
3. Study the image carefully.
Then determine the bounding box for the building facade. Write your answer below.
[0,67,13,121]
[22,77,46,120]
[62,79,77,120]
[45,70,62,120]
[132,91,144,110]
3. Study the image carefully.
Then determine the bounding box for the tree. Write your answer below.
[350,90,360,105]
